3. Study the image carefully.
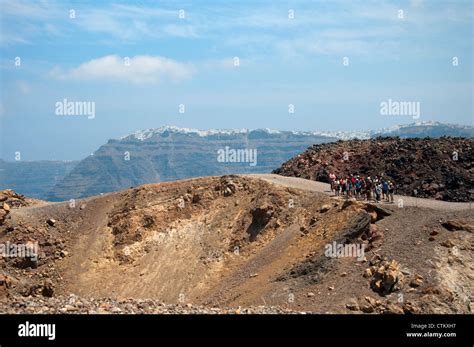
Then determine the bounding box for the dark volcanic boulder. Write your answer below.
[274,137,473,202]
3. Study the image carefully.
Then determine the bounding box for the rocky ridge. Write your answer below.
[274,137,473,202]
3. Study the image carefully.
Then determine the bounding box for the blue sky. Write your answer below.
[0,0,473,160]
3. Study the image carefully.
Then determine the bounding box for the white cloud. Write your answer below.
[16,80,32,94]
[0,0,56,19]
[109,4,176,18]
[410,0,425,8]
[199,57,245,70]
[0,1,197,45]
[163,24,198,38]
[0,33,31,46]
[74,5,195,40]
[51,55,195,84]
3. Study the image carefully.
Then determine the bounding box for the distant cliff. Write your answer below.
[3,122,472,201]
[46,127,337,201]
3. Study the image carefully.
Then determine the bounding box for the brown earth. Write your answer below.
[273,137,474,202]
[0,175,472,314]
[0,189,46,234]
[0,189,46,209]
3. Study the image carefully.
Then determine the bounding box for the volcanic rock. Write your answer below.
[274,137,473,202]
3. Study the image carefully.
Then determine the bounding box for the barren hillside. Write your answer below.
[274,137,473,202]
[0,175,472,314]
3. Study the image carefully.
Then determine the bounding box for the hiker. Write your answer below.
[360,177,366,200]
[365,177,372,201]
[351,175,357,197]
[388,181,395,203]
[330,171,396,204]
[340,178,346,197]
[375,182,382,202]
[355,178,362,200]
[334,179,339,195]
[382,180,389,201]
[329,172,336,192]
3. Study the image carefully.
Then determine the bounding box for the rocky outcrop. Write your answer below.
[0,190,45,226]
[367,258,405,295]
[274,137,473,202]
[0,189,44,209]
[441,219,473,233]
[342,211,371,240]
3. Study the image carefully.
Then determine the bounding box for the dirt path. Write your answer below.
[246,174,472,211]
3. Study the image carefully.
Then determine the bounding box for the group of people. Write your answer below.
[328,173,395,203]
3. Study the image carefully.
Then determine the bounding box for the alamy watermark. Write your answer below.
[380,98,420,119]
[324,241,365,261]
[217,146,257,167]
[18,321,55,341]
[0,241,39,261]
[55,98,95,119]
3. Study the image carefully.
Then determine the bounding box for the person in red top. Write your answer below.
[340,178,346,197]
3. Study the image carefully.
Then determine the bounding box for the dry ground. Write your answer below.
[0,175,472,314]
